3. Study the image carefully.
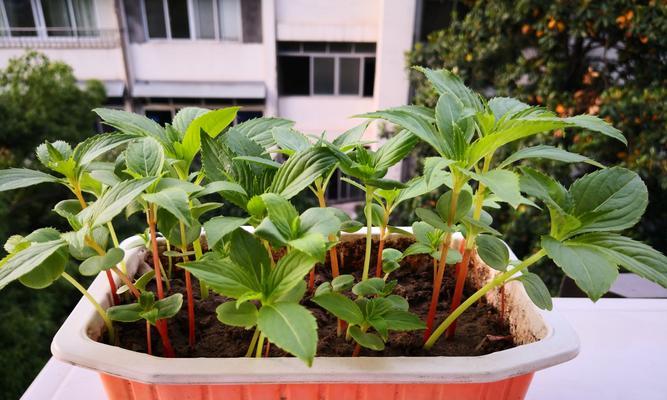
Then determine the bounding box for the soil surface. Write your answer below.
[114,237,515,358]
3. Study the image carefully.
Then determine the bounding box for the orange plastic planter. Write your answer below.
[52,230,578,400]
[100,372,534,400]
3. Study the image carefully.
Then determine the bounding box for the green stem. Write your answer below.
[361,186,375,281]
[255,332,266,358]
[424,249,546,350]
[246,328,261,357]
[106,222,128,275]
[62,272,115,343]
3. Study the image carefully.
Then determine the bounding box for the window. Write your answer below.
[141,0,241,41]
[0,0,97,37]
[277,42,376,97]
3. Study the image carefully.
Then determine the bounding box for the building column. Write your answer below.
[374,0,417,179]
[262,0,279,117]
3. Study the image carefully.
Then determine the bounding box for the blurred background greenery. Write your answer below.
[0,1,665,398]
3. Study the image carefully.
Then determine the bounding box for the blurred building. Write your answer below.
[0,0,419,201]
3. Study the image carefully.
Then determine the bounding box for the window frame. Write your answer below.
[0,0,99,38]
[140,0,242,42]
[277,42,376,97]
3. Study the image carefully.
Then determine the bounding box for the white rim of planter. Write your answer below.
[51,228,580,385]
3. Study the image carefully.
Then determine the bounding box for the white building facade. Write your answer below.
[0,0,420,200]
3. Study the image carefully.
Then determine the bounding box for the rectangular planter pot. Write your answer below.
[52,229,579,400]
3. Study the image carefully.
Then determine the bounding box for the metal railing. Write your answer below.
[0,28,120,49]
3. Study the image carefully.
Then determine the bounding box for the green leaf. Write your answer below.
[172,107,209,133]
[542,235,618,301]
[125,137,165,177]
[331,274,355,292]
[415,67,483,111]
[0,240,67,290]
[266,250,318,302]
[519,167,569,210]
[78,247,125,276]
[257,303,317,366]
[203,216,249,248]
[260,193,299,238]
[229,117,294,149]
[470,169,533,209]
[299,207,341,237]
[561,115,626,145]
[94,108,168,145]
[270,147,337,199]
[118,270,155,295]
[0,168,60,192]
[348,326,385,351]
[385,294,409,311]
[216,301,258,328]
[312,292,364,325]
[332,121,370,149]
[573,233,667,288]
[372,130,419,171]
[498,145,604,169]
[518,272,553,311]
[107,303,142,322]
[352,278,385,297]
[79,178,156,228]
[288,234,328,261]
[382,310,426,331]
[275,280,307,303]
[436,190,473,223]
[415,208,450,231]
[180,256,261,299]
[476,235,509,271]
[228,230,271,284]
[156,293,183,319]
[143,188,194,227]
[568,167,647,235]
[73,133,138,166]
[273,126,312,153]
[488,97,530,122]
[234,155,281,169]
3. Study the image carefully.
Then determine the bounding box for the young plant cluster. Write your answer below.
[0,68,665,365]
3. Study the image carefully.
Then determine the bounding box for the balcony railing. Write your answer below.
[0,28,120,49]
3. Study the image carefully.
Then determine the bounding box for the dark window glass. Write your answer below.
[41,0,73,36]
[278,56,310,95]
[329,42,352,53]
[4,0,36,36]
[168,0,190,38]
[237,110,263,124]
[302,41,326,52]
[145,0,167,38]
[277,41,300,52]
[339,58,360,95]
[145,110,173,125]
[354,42,376,53]
[313,57,334,94]
[363,57,376,97]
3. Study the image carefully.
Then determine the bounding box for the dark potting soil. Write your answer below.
[113,237,516,358]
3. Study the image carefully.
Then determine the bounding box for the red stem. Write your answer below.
[105,270,120,306]
[147,207,175,357]
[423,233,452,341]
[446,247,473,339]
[185,270,195,348]
[352,343,361,357]
[264,341,271,357]
[146,321,152,356]
[308,269,315,292]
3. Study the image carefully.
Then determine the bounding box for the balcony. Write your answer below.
[0,28,120,49]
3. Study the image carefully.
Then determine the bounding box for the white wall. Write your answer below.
[275,0,381,42]
[278,96,375,136]
[128,42,265,82]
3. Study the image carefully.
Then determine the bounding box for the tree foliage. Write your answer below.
[0,51,105,400]
[402,0,667,290]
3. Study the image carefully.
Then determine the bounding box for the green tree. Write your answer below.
[401,0,667,291]
[0,51,105,400]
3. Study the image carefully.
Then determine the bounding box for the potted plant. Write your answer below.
[1,68,665,400]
